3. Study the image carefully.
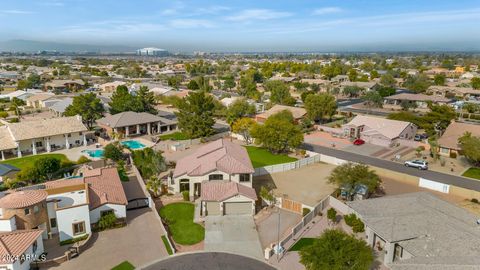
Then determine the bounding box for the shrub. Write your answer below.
[0,111,8,118]
[97,212,117,231]
[471,198,479,204]
[9,118,19,123]
[104,143,123,161]
[182,191,190,201]
[344,213,357,226]
[327,208,337,222]
[77,156,91,164]
[60,234,89,245]
[449,152,457,159]
[352,219,365,233]
[302,208,311,217]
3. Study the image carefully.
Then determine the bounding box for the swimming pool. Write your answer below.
[121,140,146,149]
[82,149,104,158]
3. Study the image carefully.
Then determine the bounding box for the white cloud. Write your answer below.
[313,7,343,15]
[196,6,230,14]
[39,1,65,7]
[225,9,292,22]
[169,19,214,28]
[1,10,34,15]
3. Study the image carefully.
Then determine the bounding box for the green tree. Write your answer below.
[342,86,363,98]
[250,110,303,153]
[225,99,256,126]
[34,156,61,181]
[348,69,358,82]
[362,91,383,108]
[301,90,316,103]
[10,97,25,116]
[167,75,183,89]
[458,132,480,165]
[187,79,199,90]
[403,74,431,93]
[64,93,105,129]
[232,117,256,144]
[108,85,140,114]
[433,74,446,86]
[265,80,295,106]
[299,229,374,270]
[104,143,124,162]
[328,163,381,200]
[380,73,396,89]
[463,103,479,113]
[224,76,236,90]
[471,77,480,90]
[146,176,162,197]
[176,91,215,138]
[136,86,157,114]
[304,94,337,122]
[131,148,167,179]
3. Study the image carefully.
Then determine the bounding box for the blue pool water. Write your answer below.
[82,149,104,158]
[121,140,146,149]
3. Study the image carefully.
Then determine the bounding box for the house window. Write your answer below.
[32,241,38,253]
[50,218,57,228]
[79,132,83,136]
[209,174,223,180]
[24,208,30,215]
[35,141,43,147]
[67,134,71,137]
[34,206,39,213]
[239,174,250,182]
[72,221,86,236]
[101,210,114,217]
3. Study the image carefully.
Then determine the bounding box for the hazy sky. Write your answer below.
[1,0,480,51]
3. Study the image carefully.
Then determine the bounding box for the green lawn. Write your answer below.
[244,146,298,168]
[462,168,480,180]
[111,261,135,270]
[289,238,316,251]
[159,202,204,245]
[0,154,71,170]
[161,235,173,255]
[159,132,190,141]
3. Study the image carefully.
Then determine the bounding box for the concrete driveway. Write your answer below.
[47,208,169,270]
[204,215,264,260]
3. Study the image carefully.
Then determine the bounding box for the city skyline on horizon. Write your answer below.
[1,0,480,52]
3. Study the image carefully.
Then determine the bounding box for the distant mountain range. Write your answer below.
[0,40,138,53]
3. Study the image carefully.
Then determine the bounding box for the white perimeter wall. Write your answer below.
[89,204,126,224]
[56,204,91,242]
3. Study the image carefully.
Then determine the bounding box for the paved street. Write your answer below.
[302,143,480,192]
[204,215,264,260]
[141,252,276,270]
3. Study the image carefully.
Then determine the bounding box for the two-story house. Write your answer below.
[170,138,257,216]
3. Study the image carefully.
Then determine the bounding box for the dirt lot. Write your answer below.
[254,163,337,206]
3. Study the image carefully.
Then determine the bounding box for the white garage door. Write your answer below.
[224,202,252,215]
[206,202,221,216]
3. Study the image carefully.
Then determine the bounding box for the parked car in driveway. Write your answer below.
[353,139,365,145]
[404,160,428,170]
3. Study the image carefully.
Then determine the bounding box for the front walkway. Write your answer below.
[204,215,264,260]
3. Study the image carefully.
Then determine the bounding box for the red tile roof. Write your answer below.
[201,181,257,201]
[45,167,128,210]
[0,230,43,263]
[173,139,254,178]
[0,190,48,209]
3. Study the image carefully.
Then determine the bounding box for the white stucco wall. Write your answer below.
[4,235,44,270]
[0,216,16,232]
[16,132,85,153]
[89,204,126,224]
[171,170,253,193]
[56,204,91,242]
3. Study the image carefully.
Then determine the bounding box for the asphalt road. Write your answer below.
[302,143,480,192]
[140,252,276,270]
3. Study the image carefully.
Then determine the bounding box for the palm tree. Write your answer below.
[146,176,162,197]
